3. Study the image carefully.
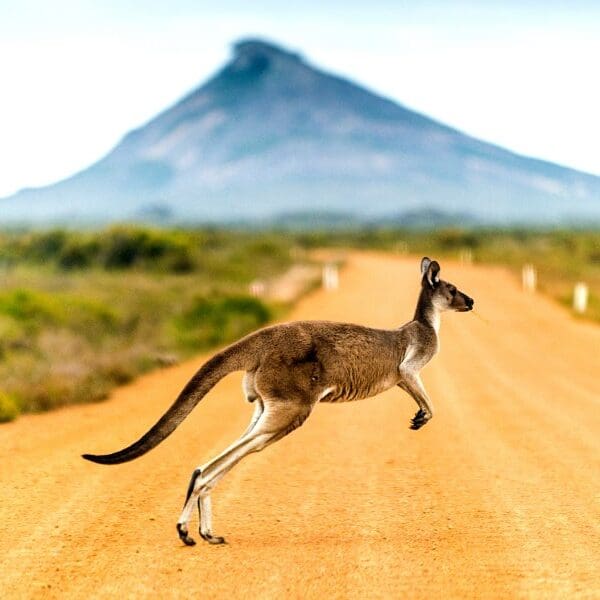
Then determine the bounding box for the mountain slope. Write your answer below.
[2,38,599,225]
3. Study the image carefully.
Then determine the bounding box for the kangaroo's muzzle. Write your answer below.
[457,294,474,311]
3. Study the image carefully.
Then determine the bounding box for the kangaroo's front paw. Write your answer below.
[410,409,430,430]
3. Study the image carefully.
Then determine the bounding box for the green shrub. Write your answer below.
[0,289,61,328]
[103,229,145,268]
[434,228,481,250]
[0,289,119,338]
[97,227,197,273]
[163,244,196,273]
[28,230,68,259]
[0,316,29,356]
[174,295,271,350]
[0,392,20,422]
[58,238,99,269]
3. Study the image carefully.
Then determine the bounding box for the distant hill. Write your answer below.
[2,38,599,226]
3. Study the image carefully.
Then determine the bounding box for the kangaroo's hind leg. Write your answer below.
[182,374,265,544]
[194,395,265,543]
[177,398,313,546]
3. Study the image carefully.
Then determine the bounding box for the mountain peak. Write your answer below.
[232,38,303,63]
[226,39,304,77]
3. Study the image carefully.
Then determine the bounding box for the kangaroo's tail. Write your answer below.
[82,348,244,465]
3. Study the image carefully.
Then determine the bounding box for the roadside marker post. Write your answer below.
[573,283,588,314]
[459,249,473,265]
[249,280,265,297]
[522,264,537,292]
[322,263,339,290]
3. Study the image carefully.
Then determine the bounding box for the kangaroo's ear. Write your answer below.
[420,257,432,277]
[425,260,441,287]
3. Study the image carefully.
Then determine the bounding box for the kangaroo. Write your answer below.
[83,257,474,546]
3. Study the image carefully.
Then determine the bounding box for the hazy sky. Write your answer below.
[1,0,599,197]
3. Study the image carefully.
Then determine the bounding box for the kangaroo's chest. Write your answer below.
[400,340,437,373]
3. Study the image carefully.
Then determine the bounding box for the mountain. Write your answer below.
[2,38,599,226]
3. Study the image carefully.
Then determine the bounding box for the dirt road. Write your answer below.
[1,253,599,598]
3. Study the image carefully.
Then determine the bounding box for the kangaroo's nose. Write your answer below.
[466,296,474,309]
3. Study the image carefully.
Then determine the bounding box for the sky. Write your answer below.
[0,0,599,197]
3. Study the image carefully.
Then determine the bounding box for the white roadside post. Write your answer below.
[573,282,588,314]
[459,249,473,265]
[322,263,339,291]
[249,280,265,297]
[522,264,537,292]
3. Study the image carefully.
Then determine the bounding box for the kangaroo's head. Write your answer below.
[420,257,474,312]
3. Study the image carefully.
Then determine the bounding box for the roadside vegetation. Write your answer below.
[0,227,298,421]
[0,225,597,422]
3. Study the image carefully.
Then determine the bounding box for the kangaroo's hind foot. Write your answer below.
[200,532,226,544]
[177,523,196,546]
